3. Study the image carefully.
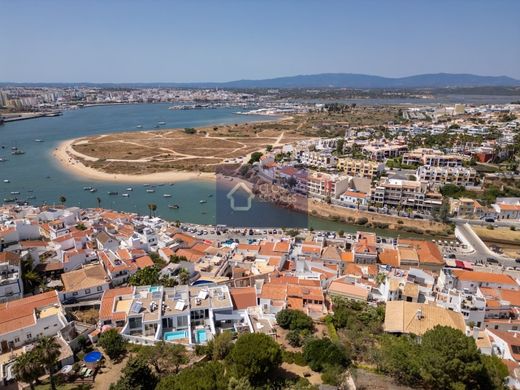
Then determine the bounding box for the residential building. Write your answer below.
[60,264,110,302]
[416,166,477,187]
[402,149,465,167]
[336,158,383,179]
[492,198,520,221]
[438,268,519,294]
[0,252,23,303]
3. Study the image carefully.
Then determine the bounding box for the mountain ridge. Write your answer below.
[1,73,519,89]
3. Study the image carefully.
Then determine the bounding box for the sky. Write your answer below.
[2,0,520,83]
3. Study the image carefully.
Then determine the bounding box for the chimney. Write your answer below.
[472,326,479,340]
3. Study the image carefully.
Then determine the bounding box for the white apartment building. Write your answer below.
[437,268,519,294]
[303,172,351,199]
[370,178,433,210]
[436,289,486,328]
[402,149,465,167]
[0,291,69,353]
[0,252,23,303]
[416,166,477,187]
[362,143,408,161]
[299,151,337,169]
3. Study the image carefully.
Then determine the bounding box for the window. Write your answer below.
[14,337,19,343]
[27,333,32,339]
[97,286,103,291]
[85,288,91,294]
[73,292,78,296]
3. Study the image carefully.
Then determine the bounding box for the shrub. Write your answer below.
[276,309,313,331]
[303,337,349,372]
[98,329,126,360]
[356,217,368,225]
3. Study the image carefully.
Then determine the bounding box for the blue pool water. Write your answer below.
[192,280,214,286]
[196,329,208,343]
[83,351,103,363]
[164,330,188,341]
[149,286,161,293]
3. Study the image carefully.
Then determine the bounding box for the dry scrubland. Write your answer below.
[68,106,401,175]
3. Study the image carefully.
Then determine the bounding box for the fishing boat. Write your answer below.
[163,194,172,198]
[122,193,129,197]
[126,187,133,191]
[107,191,118,195]
[3,179,9,183]
[168,204,180,209]
[11,149,25,155]
[146,189,155,193]
[10,191,20,195]
[3,198,16,203]
[208,194,213,197]
[34,139,44,142]
[0,158,8,162]
[200,200,207,204]
[90,188,97,193]
[136,125,143,129]
[158,121,166,125]
[83,186,93,191]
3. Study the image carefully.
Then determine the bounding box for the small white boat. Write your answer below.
[136,125,143,129]
[3,179,9,183]
[34,139,44,142]
[146,189,155,193]
[90,188,97,193]
[122,193,129,197]
[126,187,133,191]
[83,186,92,191]
[200,200,207,204]
[10,191,20,195]
[163,194,172,198]
[158,121,166,125]
[0,158,8,162]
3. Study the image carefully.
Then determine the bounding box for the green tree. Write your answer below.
[335,139,344,155]
[420,326,488,390]
[320,364,345,386]
[303,337,349,372]
[481,354,509,389]
[276,309,314,331]
[58,195,66,206]
[147,203,157,217]
[129,266,160,286]
[98,328,126,360]
[110,356,157,390]
[178,268,190,285]
[379,334,422,386]
[227,376,254,390]
[248,151,263,164]
[35,336,61,390]
[265,145,273,152]
[138,341,188,374]
[228,333,282,386]
[12,350,44,390]
[156,361,229,390]
[208,331,234,361]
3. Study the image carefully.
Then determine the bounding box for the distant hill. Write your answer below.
[202,73,520,89]
[2,73,519,89]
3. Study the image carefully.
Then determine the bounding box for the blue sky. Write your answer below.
[2,0,520,82]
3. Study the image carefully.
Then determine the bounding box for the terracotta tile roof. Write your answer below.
[273,241,290,253]
[0,291,60,335]
[452,269,518,286]
[487,329,520,361]
[237,243,260,252]
[260,283,287,300]
[229,287,257,310]
[340,251,354,263]
[176,248,204,262]
[19,240,48,248]
[384,301,466,336]
[172,233,199,247]
[61,264,107,291]
[99,287,134,321]
[379,248,399,267]
[480,287,520,307]
[135,255,154,269]
[353,232,377,254]
[329,281,369,300]
[399,239,444,265]
[0,251,21,266]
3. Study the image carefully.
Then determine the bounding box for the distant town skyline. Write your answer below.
[3,0,520,83]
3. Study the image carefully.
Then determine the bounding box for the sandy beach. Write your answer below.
[52,139,216,184]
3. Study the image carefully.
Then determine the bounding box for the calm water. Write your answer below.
[0,103,418,236]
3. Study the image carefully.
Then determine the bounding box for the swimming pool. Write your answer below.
[195,329,207,343]
[164,330,188,341]
[149,286,161,293]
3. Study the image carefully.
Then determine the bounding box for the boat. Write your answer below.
[168,204,180,209]
[90,188,97,193]
[107,191,118,195]
[122,193,129,197]
[3,198,16,203]
[163,194,172,198]
[11,150,25,155]
[158,121,166,125]
[126,187,133,191]
[3,179,9,183]
[208,194,213,197]
[146,189,155,193]
[34,139,44,142]
[0,158,8,162]
[136,125,143,129]
[200,200,207,204]
[83,186,93,191]
[10,191,20,195]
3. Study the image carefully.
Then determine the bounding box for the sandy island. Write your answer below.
[52,139,216,184]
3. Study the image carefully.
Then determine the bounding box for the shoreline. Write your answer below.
[52,139,216,184]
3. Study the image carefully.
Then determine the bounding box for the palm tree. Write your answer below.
[150,203,157,217]
[58,195,66,206]
[96,196,102,208]
[13,350,44,390]
[35,336,61,390]
[147,203,153,218]
[178,268,190,285]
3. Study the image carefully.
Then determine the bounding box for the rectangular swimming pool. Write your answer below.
[164,330,188,341]
[195,329,207,343]
[149,286,161,293]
